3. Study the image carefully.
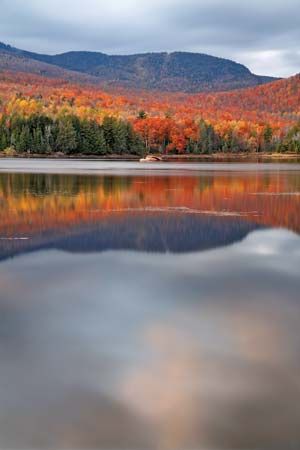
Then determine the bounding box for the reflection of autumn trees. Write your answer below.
[0,173,299,237]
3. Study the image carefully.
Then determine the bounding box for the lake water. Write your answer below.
[0,160,300,450]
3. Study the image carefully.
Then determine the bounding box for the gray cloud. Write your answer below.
[0,0,300,76]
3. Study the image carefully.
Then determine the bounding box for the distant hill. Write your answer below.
[201,73,300,115]
[0,42,278,92]
[0,44,104,85]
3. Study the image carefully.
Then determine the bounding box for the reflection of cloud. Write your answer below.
[122,326,210,449]
[237,228,300,257]
[1,388,154,449]
[0,228,300,449]
[121,304,300,449]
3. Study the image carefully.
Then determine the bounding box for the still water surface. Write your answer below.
[0,160,300,449]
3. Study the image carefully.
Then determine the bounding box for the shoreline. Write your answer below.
[0,152,299,162]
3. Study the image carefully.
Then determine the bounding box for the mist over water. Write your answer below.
[0,161,300,449]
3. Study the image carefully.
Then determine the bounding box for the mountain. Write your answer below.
[0,42,278,92]
[0,44,104,85]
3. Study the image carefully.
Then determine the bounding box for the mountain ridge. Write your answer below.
[0,42,278,92]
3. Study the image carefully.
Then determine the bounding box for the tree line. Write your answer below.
[134,115,300,154]
[186,121,278,154]
[0,114,145,155]
[0,112,300,155]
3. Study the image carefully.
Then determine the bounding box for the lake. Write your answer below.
[0,159,300,450]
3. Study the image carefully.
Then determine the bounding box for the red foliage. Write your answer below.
[0,70,300,152]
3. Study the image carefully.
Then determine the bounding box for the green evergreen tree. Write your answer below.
[113,121,127,154]
[56,118,77,154]
[137,110,147,119]
[44,125,54,154]
[32,127,45,154]
[15,126,31,153]
[93,127,107,155]
[102,116,115,153]
[131,133,146,156]
[79,120,95,154]
[263,125,273,152]
[196,120,221,154]
[199,119,208,154]
[10,129,19,150]
[0,117,9,151]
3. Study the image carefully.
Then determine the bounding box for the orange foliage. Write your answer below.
[0,70,300,151]
[0,173,299,239]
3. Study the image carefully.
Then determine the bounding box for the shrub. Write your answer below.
[1,147,17,157]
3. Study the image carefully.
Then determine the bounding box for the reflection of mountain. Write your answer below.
[0,171,299,260]
[0,213,262,260]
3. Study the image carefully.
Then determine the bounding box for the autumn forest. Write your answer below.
[0,70,300,156]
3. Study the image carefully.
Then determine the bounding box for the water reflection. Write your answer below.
[0,171,300,259]
[0,229,300,449]
[0,167,300,449]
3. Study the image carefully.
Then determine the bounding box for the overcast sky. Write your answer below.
[1,0,300,77]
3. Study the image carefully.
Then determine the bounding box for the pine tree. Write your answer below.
[16,126,31,153]
[10,129,19,150]
[93,127,107,155]
[44,125,54,154]
[32,127,44,154]
[137,110,147,120]
[102,116,115,154]
[79,120,95,154]
[0,118,9,151]
[56,118,77,154]
[198,119,208,154]
[131,133,145,156]
[263,125,273,152]
[113,121,127,154]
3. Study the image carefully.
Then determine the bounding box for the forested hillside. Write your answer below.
[0,70,299,155]
[0,42,277,93]
[0,46,104,85]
